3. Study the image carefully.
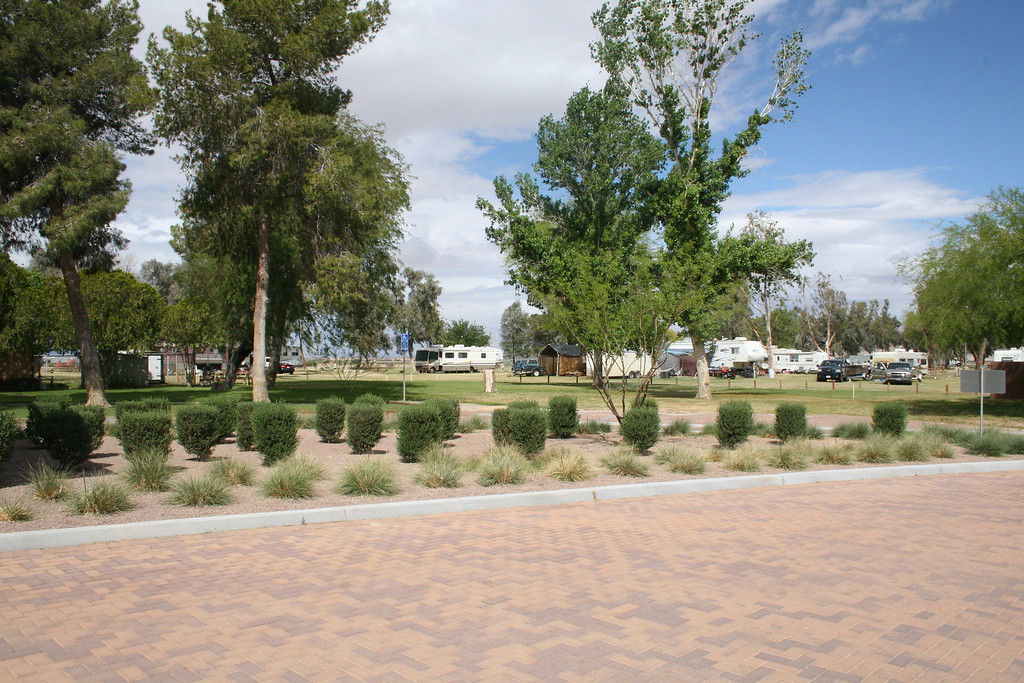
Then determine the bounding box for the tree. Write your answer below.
[500,302,532,363]
[902,187,1024,367]
[592,0,810,398]
[162,298,220,385]
[796,273,845,357]
[138,260,181,304]
[442,319,490,347]
[149,0,406,402]
[0,0,154,405]
[393,268,444,356]
[0,255,59,362]
[741,210,814,376]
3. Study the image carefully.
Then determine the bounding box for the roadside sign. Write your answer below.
[401,333,409,353]
[960,369,1006,394]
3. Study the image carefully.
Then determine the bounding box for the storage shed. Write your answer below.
[539,344,586,376]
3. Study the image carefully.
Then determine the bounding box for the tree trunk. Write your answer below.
[251,215,271,402]
[57,250,109,406]
[765,303,775,378]
[214,341,252,392]
[591,350,603,389]
[693,337,711,400]
[266,339,281,389]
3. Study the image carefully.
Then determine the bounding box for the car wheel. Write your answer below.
[532,369,540,377]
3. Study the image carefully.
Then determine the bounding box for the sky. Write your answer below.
[122,0,1024,344]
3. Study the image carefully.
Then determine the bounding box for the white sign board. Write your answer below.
[960,369,1006,394]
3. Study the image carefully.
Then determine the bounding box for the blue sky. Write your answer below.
[124,0,1023,344]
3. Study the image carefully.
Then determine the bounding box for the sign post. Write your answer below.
[400,333,409,402]
[960,368,1006,434]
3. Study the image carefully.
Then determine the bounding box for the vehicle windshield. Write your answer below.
[889,362,911,370]
[821,360,842,367]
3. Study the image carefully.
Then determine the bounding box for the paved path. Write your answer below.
[3,472,1024,681]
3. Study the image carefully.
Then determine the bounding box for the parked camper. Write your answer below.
[709,338,768,374]
[414,345,503,373]
[587,351,653,379]
[770,347,827,374]
[992,348,1024,362]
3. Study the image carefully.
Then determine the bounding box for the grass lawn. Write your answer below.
[3,369,1021,427]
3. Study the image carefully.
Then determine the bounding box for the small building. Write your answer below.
[539,344,586,376]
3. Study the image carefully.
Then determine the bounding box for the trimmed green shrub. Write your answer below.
[315,398,346,443]
[261,459,321,499]
[548,396,578,439]
[545,448,593,482]
[235,401,256,451]
[492,408,513,444]
[857,434,896,463]
[414,445,463,488]
[508,400,540,410]
[831,422,871,440]
[662,419,691,436]
[717,400,754,449]
[76,405,105,453]
[722,445,762,472]
[506,405,547,456]
[26,398,66,445]
[353,393,385,406]
[476,445,529,486]
[26,462,70,501]
[397,403,443,463]
[67,480,134,515]
[251,403,299,465]
[27,401,95,467]
[117,409,173,460]
[601,449,650,477]
[210,458,256,486]
[336,458,400,496]
[200,395,239,442]
[0,410,20,465]
[428,398,460,441]
[347,403,384,454]
[168,475,232,506]
[872,401,907,437]
[576,420,612,435]
[655,447,705,475]
[774,403,807,442]
[175,404,221,460]
[619,405,660,452]
[113,398,171,421]
[122,448,174,491]
[0,498,33,522]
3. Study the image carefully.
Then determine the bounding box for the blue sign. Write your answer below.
[400,333,409,352]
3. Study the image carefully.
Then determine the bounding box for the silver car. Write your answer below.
[884,361,918,385]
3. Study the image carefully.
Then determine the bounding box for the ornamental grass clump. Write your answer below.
[814,444,854,465]
[872,401,907,437]
[601,449,649,478]
[921,424,972,447]
[767,440,810,470]
[722,445,763,472]
[831,422,871,440]
[117,409,173,460]
[169,474,232,507]
[261,459,321,499]
[716,400,754,449]
[895,436,930,462]
[346,403,384,454]
[235,401,256,450]
[26,462,70,501]
[661,419,691,436]
[774,403,807,443]
[314,397,346,443]
[857,434,896,463]
[251,403,298,465]
[964,431,1008,457]
[0,497,33,522]
[200,395,239,442]
[175,404,221,460]
[576,420,611,435]
[210,458,256,486]
[620,404,660,453]
[397,403,443,463]
[547,396,578,439]
[122,448,175,491]
[545,449,593,482]
[918,434,954,459]
[458,415,489,433]
[336,458,400,496]
[655,447,705,475]
[0,410,20,466]
[414,445,463,488]
[67,480,134,515]
[476,445,529,487]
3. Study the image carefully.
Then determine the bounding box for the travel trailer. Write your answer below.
[991,348,1024,362]
[709,338,768,373]
[414,345,503,373]
[586,351,653,379]
[770,348,828,374]
[870,349,929,374]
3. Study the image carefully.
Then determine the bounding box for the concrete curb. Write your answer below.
[3,460,1023,552]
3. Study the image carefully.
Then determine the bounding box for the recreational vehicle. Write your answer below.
[770,347,828,374]
[992,348,1024,362]
[414,345,503,373]
[586,351,653,379]
[709,338,768,373]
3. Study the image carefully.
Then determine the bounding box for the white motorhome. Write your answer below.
[709,338,768,372]
[870,348,929,374]
[414,345,503,373]
[770,347,827,373]
[991,348,1024,362]
[586,351,653,379]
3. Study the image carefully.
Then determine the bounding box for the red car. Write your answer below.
[277,362,295,375]
[709,365,738,379]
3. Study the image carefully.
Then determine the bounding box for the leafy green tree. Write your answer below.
[903,187,1024,367]
[0,0,154,405]
[592,0,810,398]
[162,298,221,385]
[0,255,59,362]
[500,301,532,363]
[393,267,444,356]
[138,260,181,304]
[442,319,490,347]
[741,210,814,376]
[149,0,406,402]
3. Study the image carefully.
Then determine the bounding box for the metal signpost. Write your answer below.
[960,368,1006,434]
[400,333,409,402]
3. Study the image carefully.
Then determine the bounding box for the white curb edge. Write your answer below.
[3,459,1023,552]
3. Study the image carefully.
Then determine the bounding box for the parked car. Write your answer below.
[512,358,544,376]
[884,361,918,385]
[277,362,295,375]
[868,362,888,381]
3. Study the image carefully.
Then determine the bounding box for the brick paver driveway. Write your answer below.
[3,472,1024,680]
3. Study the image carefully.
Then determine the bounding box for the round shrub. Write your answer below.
[76,405,106,453]
[315,398,346,443]
[717,400,754,448]
[397,403,442,463]
[251,403,299,465]
[353,393,385,406]
[200,395,239,442]
[619,405,660,452]
[117,409,174,460]
[428,398,460,441]
[774,402,807,442]
[28,401,96,468]
[0,410,20,465]
[347,403,383,454]
[548,396,578,439]
[235,401,255,451]
[114,398,170,422]
[872,401,907,437]
[175,404,221,460]
[26,398,67,445]
[506,405,547,456]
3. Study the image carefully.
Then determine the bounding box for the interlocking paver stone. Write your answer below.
[2,472,1024,680]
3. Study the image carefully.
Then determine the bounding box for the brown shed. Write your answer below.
[539,344,586,376]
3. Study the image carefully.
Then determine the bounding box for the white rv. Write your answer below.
[770,347,827,373]
[414,345,503,373]
[992,348,1024,362]
[709,338,768,372]
[586,351,654,379]
[870,348,929,374]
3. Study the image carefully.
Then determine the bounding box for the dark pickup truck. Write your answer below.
[816,359,866,382]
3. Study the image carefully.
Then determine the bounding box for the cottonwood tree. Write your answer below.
[592,0,810,398]
[500,302,532,363]
[0,0,154,405]
[149,0,407,402]
[442,319,490,347]
[162,298,221,385]
[393,268,444,356]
